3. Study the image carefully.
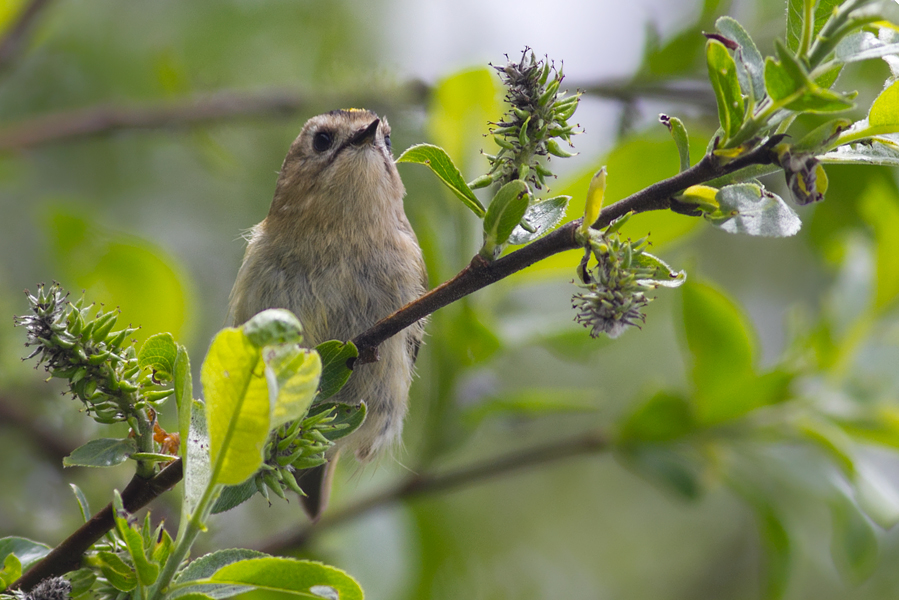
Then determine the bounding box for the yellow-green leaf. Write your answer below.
[859,179,899,311]
[869,79,899,127]
[139,333,178,381]
[707,39,745,140]
[266,345,321,429]
[481,179,529,256]
[582,168,606,232]
[397,144,486,217]
[202,329,270,486]
[206,557,363,600]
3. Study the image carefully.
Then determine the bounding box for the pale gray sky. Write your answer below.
[385,0,702,81]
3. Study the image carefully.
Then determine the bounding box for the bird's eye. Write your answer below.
[384,134,391,153]
[313,131,333,152]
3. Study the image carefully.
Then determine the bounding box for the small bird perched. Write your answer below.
[228,109,427,517]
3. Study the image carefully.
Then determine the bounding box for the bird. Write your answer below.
[228,109,427,518]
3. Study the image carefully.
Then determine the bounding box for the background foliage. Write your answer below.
[3,0,899,599]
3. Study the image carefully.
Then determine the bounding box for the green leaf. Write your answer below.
[314,341,358,402]
[175,549,269,584]
[837,405,899,449]
[112,492,159,587]
[139,333,178,381]
[1,552,21,590]
[786,0,841,53]
[835,30,899,64]
[265,345,321,430]
[859,178,899,310]
[620,447,702,500]
[869,78,899,127]
[661,115,691,172]
[795,118,852,151]
[823,137,899,166]
[0,538,51,573]
[152,524,173,566]
[632,252,687,288]
[814,63,843,89]
[797,417,856,476]
[309,402,367,443]
[461,389,596,428]
[202,328,269,487]
[481,180,529,257]
[682,281,755,416]
[70,483,91,522]
[765,42,856,113]
[204,557,363,600]
[716,16,765,101]
[706,183,801,237]
[618,392,694,443]
[67,568,98,597]
[507,195,570,245]
[96,550,138,592]
[397,144,486,217]
[706,39,745,140]
[210,479,258,515]
[63,437,138,468]
[242,309,303,347]
[131,452,183,463]
[764,55,803,103]
[681,280,793,422]
[166,593,215,600]
[757,505,792,600]
[175,344,193,462]
[830,495,878,584]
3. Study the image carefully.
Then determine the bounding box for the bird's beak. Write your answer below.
[350,118,380,146]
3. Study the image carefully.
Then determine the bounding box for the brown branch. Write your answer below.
[0,0,55,74]
[353,141,781,363]
[0,76,718,152]
[573,77,717,112]
[0,91,316,152]
[9,459,183,592]
[259,429,610,554]
[0,83,430,152]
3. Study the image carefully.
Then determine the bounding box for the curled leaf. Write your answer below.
[706,183,801,237]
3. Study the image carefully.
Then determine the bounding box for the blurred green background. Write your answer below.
[3,0,899,598]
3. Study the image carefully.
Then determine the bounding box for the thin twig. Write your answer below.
[0,77,718,152]
[259,430,610,554]
[573,77,717,112]
[0,0,55,74]
[9,459,183,592]
[353,142,780,363]
[0,83,430,152]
